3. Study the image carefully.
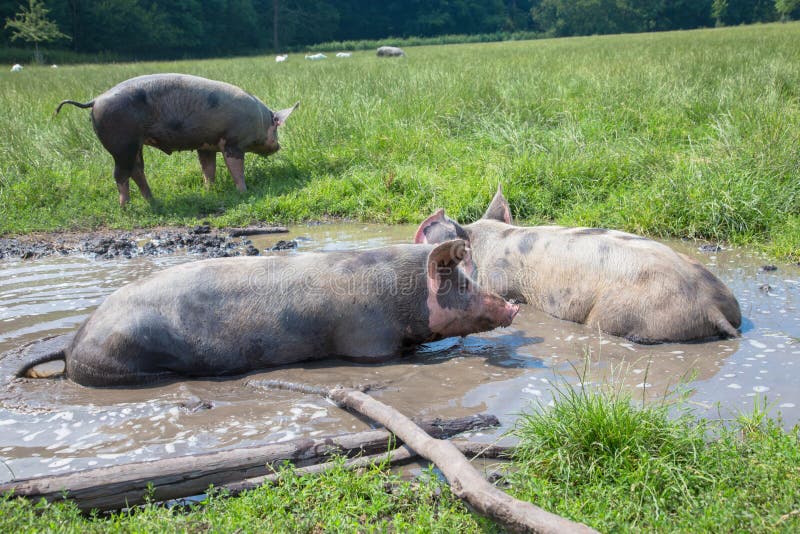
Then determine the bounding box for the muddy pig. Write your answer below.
[55,73,298,206]
[17,241,518,387]
[414,186,741,344]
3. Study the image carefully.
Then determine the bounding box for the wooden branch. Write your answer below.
[1,414,495,512]
[221,440,515,496]
[259,380,598,534]
[221,441,514,495]
[226,226,288,237]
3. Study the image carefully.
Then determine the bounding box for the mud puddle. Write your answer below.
[0,224,798,482]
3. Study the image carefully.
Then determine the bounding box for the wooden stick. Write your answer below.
[226,226,288,237]
[1,413,495,512]
[221,440,513,495]
[259,380,598,534]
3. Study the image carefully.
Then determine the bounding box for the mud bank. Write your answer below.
[0,224,290,261]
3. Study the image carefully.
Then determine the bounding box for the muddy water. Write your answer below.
[0,224,798,482]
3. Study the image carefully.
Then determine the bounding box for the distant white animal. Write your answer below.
[275,55,288,63]
[335,52,352,58]
[304,53,327,60]
[51,64,58,68]
[377,46,405,57]
[10,64,23,72]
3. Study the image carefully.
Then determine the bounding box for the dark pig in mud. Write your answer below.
[55,73,298,206]
[17,241,518,387]
[414,187,741,344]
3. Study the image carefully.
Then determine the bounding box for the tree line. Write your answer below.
[2,0,799,61]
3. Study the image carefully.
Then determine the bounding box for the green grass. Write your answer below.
[0,461,492,533]
[509,385,800,532]
[2,385,798,532]
[1,23,798,259]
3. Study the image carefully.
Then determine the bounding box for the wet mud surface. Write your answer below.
[0,224,798,482]
[0,224,289,261]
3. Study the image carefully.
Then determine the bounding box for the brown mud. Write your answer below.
[0,223,289,261]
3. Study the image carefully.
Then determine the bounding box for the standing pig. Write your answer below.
[55,73,298,206]
[414,187,741,344]
[17,241,518,387]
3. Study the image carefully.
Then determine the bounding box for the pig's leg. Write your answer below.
[109,140,143,207]
[130,147,153,201]
[220,140,247,192]
[197,150,216,187]
[112,161,133,207]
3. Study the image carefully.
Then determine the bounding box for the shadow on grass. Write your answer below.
[151,156,349,222]
[148,157,325,220]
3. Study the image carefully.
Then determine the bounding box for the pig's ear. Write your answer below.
[427,239,467,280]
[414,208,447,244]
[481,184,512,224]
[273,102,299,126]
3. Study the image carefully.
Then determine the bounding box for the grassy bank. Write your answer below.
[0,23,798,259]
[2,386,798,532]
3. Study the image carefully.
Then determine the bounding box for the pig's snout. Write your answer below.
[500,301,520,327]
[482,294,519,328]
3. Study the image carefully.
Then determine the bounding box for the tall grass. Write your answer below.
[509,383,800,532]
[0,23,798,258]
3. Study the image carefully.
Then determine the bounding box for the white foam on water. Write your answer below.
[47,411,74,422]
[752,386,770,393]
[277,432,297,443]
[779,403,796,408]
[53,426,72,441]
[748,340,767,349]
[727,384,742,389]
[22,430,45,442]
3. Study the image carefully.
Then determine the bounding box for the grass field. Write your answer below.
[0,23,798,258]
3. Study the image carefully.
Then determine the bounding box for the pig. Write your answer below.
[376,46,405,57]
[16,241,518,387]
[414,186,741,344]
[55,73,298,206]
